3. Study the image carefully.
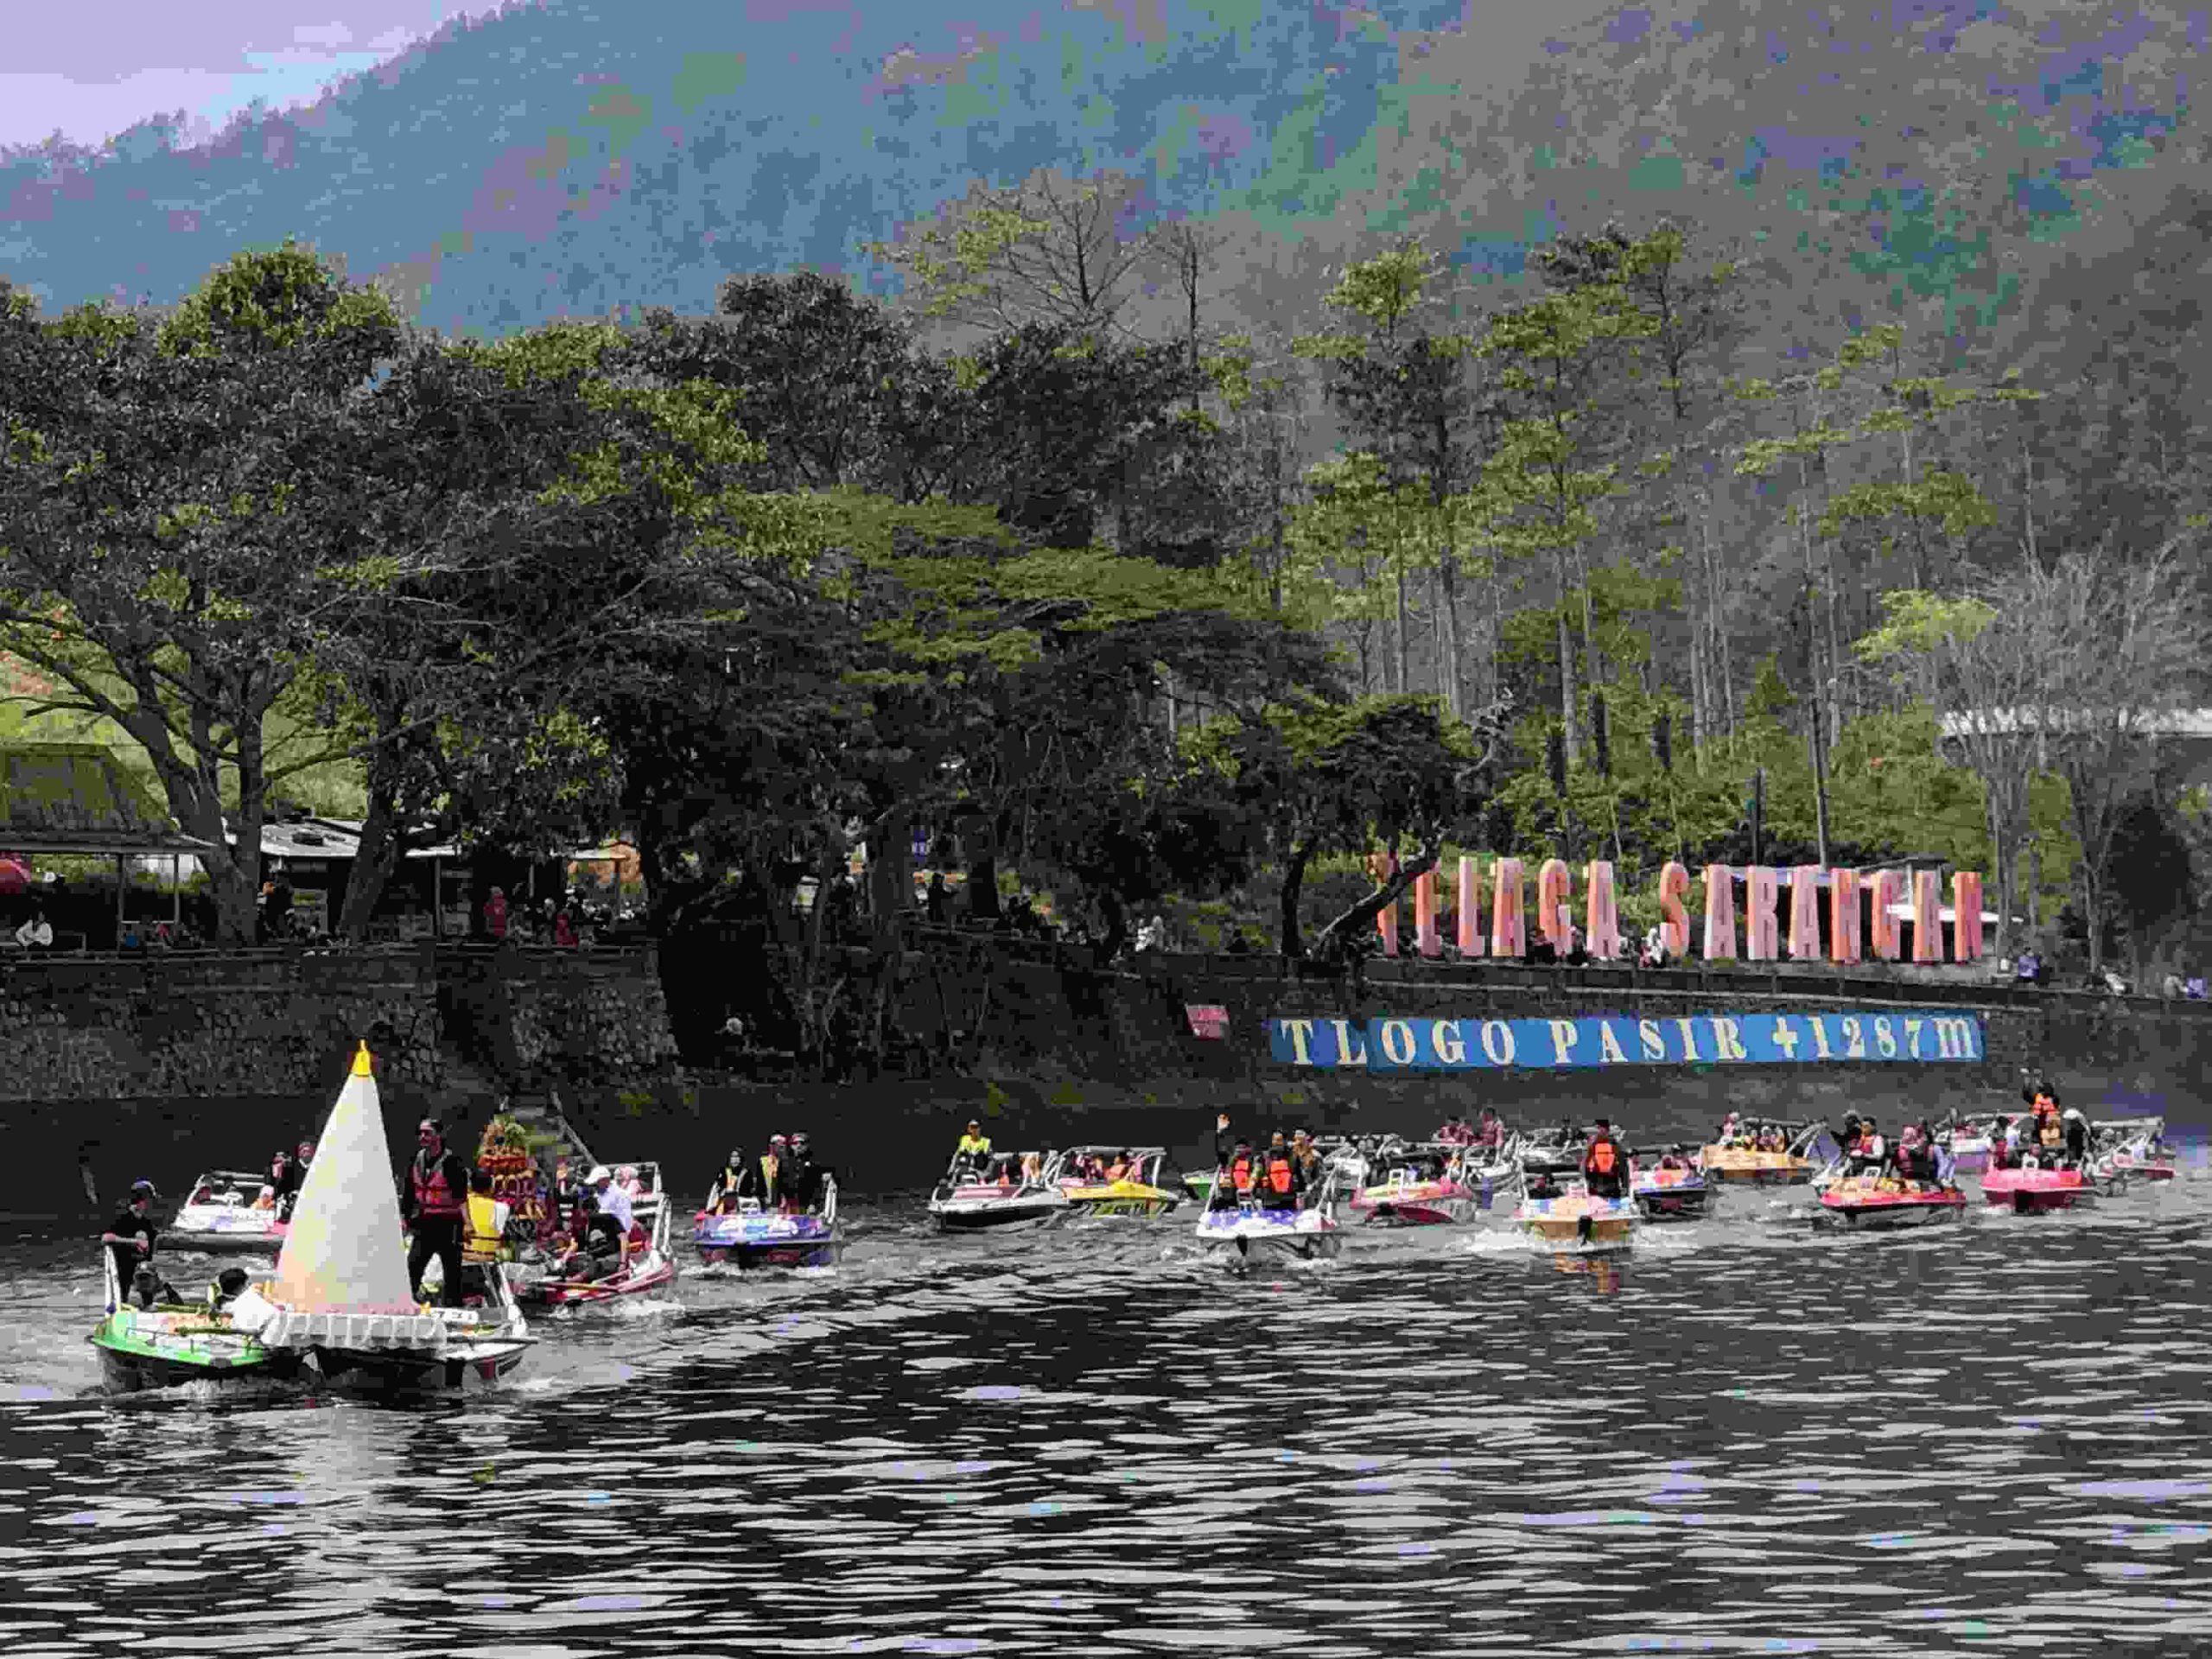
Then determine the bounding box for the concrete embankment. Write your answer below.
[7,944,2204,1220]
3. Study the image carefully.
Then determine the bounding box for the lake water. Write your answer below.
[2,1179,2209,1657]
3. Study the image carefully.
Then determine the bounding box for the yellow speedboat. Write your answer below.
[1698,1120,1824,1185]
[1058,1146,1182,1217]
[1515,1180,1636,1250]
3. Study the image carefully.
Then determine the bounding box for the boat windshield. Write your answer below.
[187,1173,269,1207]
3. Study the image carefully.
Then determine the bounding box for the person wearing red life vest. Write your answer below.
[400,1118,472,1308]
[1212,1141,1258,1210]
[1581,1119,1628,1199]
[1257,1135,1300,1211]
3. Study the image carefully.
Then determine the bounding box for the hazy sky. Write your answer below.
[1,3,482,150]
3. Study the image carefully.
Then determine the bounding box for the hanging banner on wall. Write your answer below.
[1268,1010,1984,1071]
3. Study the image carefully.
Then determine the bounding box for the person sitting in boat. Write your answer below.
[463,1169,512,1265]
[1714,1113,1744,1147]
[2061,1109,2089,1169]
[1845,1120,1887,1177]
[1212,1141,1258,1210]
[585,1166,636,1240]
[1103,1150,1132,1184]
[249,1183,277,1213]
[1525,1168,1563,1201]
[1436,1115,1472,1147]
[1474,1108,1505,1153]
[1582,1121,1628,1200]
[954,1122,992,1173]
[1293,1133,1325,1191]
[1256,1138,1300,1210]
[1891,1125,1934,1188]
[102,1179,162,1292]
[205,1266,250,1311]
[126,1263,181,1310]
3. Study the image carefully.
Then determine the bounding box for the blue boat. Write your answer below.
[692,1178,842,1270]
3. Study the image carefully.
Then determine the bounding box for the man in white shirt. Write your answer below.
[16,909,53,949]
[587,1165,635,1236]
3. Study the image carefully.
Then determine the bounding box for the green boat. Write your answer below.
[89,1253,295,1395]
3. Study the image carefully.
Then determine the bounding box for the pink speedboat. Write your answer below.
[1350,1143,1489,1226]
[1817,1175,1967,1230]
[1981,1163,2092,1214]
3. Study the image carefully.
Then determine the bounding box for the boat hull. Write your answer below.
[1818,1185,1966,1230]
[929,1199,1068,1232]
[162,1228,288,1256]
[89,1329,294,1394]
[693,1214,842,1269]
[514,1255,677,1307]
[1700,1153,1814,1186]
[1982,1169,2091,1213]
[1064,1182,1181,1218]
[1351,1184,1488,1226]
[1631,1173,1713,1223]
[1946,1141,1993,1175]
[1196,1211,1344,1262]
[303,1341,524,1395]
[1516,1196,1637,1249]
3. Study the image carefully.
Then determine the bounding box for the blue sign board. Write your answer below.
[1268,1010,1983,1071]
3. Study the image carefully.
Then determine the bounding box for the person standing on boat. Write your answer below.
[1212,1112,1236,1167]
[400,1120,472,1309]
[1292,1132,1324,1193]
[707,1148,750,1214]
[782,1134,818,1212]
[2061,1109,2089,1169]
[1581,1122,1628,1200]
[462,1169,512,1266]
[101,1179,162,1291]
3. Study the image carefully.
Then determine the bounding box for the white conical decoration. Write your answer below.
[271,1043,420,1315]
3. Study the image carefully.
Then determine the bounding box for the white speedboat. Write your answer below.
[167,1171,289,1255]
[928,1151,1071,1232]
[1192,1162,1346,1263]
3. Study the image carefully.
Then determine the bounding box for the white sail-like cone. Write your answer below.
[271,1043,420,1314]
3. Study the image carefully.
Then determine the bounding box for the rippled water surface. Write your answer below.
[3,1181,2210,1657]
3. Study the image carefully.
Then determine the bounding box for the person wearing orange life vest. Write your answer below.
[1256,1136,1300,1211]
[1212,1141,1258,1210]
[1581,1119,1628,1200]
[400,1118,472,1308]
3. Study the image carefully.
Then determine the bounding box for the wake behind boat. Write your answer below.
[929,1150,1071,1232]
[165,1171,290,1256]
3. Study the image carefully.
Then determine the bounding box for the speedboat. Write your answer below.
[1059,1147,1182,1217]
[1699,1121,1827,1185]
[88,1253,292,1395]
[1192,1165,1346,1263]
[928,1151,1071,1232]
[2093,1117,2177,1183]
[1938,1114,1999,1176]
[512,1161,679,1306]
[1515,1175,1636,1251]
[694,1177,842,1269]
[1630,1149,1713,1223]
[166,1171,289,1255]
[233,1042,532,1395]
[1349,1142,1491,1225]
[1981,1160,2097,1214]
[1816,1173,1967,1230]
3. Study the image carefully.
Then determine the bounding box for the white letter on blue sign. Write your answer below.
[1279,1019,1317,1065]
[1638,1020,1666,1061]
[1548,1020,1578,1065]
[1481,1020,1516,1065]
[1599,1021,1629,1065]
[1378,1020,1416,1066]
[1711,1017,1748,1061]
[1332,1019,1368,1067]
[1433,1020,1466,1065]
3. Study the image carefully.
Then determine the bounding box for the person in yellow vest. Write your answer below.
[462,1169,512,1265]
[954,1121,991,1173]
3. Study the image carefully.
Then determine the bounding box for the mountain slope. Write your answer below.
[0,0,2202,360]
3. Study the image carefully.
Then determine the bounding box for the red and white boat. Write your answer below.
[510,1160,678,1307]
[1816,1173,1967,1230]
[1980,1162,2094,1215]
